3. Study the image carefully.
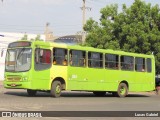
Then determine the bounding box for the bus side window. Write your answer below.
[135,57,145,72]
[36,49,51,64]
[105,54,119,69]
[146,58,152,72]
[69,50,86,67]
[121,56,134,71]
[88,52,103,68]
[53,48,68,66]
[35,48,51,71]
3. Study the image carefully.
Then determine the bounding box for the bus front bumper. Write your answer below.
[3,81,31,89]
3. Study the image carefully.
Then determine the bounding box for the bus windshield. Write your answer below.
[5,48,32,72]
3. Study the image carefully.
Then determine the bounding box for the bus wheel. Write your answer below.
[93,91,106,96]
[51,81,62,98]
[117,83,128,98]
[27,89,37,96]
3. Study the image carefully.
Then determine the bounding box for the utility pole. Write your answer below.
[44,22,49,41]
[82,0,86,30]
[44,22,54,41]
[80,0,91,43]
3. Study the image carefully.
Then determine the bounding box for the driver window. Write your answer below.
[35,48,51,70]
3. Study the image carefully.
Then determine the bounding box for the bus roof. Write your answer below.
[15,40,154,58]
[67,44,154,58]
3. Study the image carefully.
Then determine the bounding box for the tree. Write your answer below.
[21,34,28,40]
[84,0,160,74]
[30,35,43,41]
[84,4,120,50]
[21,34,43,41]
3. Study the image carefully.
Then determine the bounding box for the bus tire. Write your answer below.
[93,91,106,96]
[27,89,37,96]
[117,83,128,98]
[51,81,62,98]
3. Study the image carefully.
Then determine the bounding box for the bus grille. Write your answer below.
[6,76,21,82]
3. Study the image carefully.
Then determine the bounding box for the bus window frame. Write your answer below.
[88,51,103,69]
[69,50,86,67]
[146,58,152,73]
[53,48,68,66]
[34,48,52,71]
[135,57,146,72]
[105,53,119,70]
[120,55,134,71]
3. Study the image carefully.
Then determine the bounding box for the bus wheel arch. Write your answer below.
[50,77,66,98]
[120,80,129,90]
[117,80,129,98]
[51,77,66,90]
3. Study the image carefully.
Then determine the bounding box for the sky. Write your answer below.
[0,0,159,36]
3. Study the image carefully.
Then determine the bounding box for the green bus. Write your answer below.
[3,40,155,97]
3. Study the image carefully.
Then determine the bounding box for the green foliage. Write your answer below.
[84,0,160,74]
[30,35,43,41]
[21,34,43,41]
[21,34,28,40]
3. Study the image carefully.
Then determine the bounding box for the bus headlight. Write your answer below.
[22,76,28,81]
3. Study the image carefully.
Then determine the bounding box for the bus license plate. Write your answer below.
[11,84,16,87]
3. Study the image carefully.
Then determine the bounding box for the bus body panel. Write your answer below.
[50,65,68,90]
[3,40,155,95]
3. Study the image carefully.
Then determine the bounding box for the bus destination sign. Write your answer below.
[8,42,31,48]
